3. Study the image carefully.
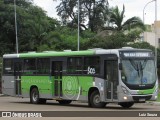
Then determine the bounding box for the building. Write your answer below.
[142,21,160,47]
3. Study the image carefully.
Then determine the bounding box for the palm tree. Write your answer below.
[109,5,145,31]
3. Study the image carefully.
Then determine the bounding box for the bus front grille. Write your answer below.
[132,95,152,101]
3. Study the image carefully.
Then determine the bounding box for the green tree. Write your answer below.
[0,0,59,54]
[37,26,93,51]
[56,0,109,32]
[128,42,154,50]
[109,5,145,31]
[0,0,16,54]
[84,32,129,49]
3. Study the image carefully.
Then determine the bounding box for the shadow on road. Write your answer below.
[10,100,151,111]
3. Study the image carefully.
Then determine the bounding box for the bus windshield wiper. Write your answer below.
[137,63,140,77]
[129,59,146,77]
[140,62,143,77]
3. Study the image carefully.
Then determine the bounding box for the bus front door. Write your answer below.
[14,62,22,96]
[105,60,118,101]
[52,61,63,98]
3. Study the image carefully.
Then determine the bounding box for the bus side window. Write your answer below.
[84,56,100,75]
[37,58,50,74]
[23,59,36,75]
[67,57,83,74]
[3,59,14,75]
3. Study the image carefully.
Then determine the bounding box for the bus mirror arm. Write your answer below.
[119,63,122,70]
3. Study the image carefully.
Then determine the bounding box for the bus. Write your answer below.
[1,47,158,108]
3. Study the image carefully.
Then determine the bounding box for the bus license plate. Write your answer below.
[139,99,145,102]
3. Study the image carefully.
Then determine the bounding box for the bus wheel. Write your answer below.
[30,88,39,104]
[58,100,72,105]
[89,90,106,108]
[119,102,134,108]
[30,88,46,104]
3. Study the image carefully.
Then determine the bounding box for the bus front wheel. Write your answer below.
[89,90,106,108]
[30,88,46,104]
[119,102,134,108]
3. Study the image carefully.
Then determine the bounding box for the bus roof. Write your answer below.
[3,48,152,58]
[3,50,95,58]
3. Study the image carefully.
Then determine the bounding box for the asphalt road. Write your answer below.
[0,96,159,119]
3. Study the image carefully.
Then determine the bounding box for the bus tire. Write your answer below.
[58,100,72,105]
[119,102,134,108]
[30,88,46,104]
[89,90,106,108]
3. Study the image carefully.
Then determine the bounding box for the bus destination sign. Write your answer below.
[120,51,153,58]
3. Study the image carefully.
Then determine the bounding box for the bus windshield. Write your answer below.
[121,59,156,85]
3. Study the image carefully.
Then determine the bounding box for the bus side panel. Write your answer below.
[21,76,53,99]
[79,76,94,100]
[62,76,93,101]
[2,76,15,96]
[94,77,106,102]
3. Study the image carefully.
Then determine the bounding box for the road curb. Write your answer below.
[146,101,160,105]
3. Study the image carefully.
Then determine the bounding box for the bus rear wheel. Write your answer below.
[30,88,46,104]
[58,100,72,105]
[89,90,106,108]
[119,102,134,108]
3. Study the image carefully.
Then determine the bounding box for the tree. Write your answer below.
[83,32,129,49]
[109,5,145,31]
[56,0,109,32]
[0,0,59,54]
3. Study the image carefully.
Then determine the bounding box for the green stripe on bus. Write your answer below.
[19,50,95,58]
[137,87,155,95]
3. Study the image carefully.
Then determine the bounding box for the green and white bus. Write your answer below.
[1,47,158,108]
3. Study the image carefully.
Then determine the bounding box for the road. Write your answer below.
[0,96,159,119]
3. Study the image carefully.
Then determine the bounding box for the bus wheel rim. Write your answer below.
[94,95,100,104]
[32,92,38,101]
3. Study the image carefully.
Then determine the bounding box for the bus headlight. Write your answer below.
[123,96,128,100]
[121,86,129,94]
[155,96,157,99]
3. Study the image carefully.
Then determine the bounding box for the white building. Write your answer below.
[143,21,160,48]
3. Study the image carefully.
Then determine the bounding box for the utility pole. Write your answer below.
[14,0,19,54]
[155,0,157,70]
[77,0,80,51]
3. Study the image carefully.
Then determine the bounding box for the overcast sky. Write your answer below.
[33,0,160,25]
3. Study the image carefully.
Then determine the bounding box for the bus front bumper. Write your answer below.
[118,92,158,103]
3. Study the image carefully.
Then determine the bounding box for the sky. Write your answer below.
[33,0,160,25]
